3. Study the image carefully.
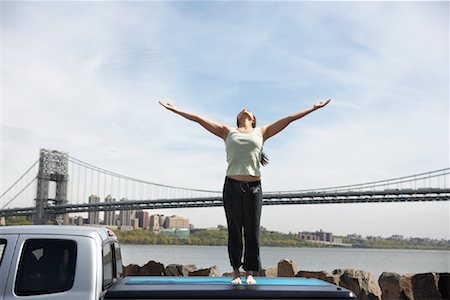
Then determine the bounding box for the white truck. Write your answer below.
[0,226,356,299]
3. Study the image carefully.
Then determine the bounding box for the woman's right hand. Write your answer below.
[159,100,178,112]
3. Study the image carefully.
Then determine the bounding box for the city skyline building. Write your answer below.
[88,195,100,225]
[147,214,190,236]
[299,229,333,243]
[135,210,149,230]
[119,198,131,229]
[164,215,189,229]
[104,195,116,226]
[149,214,160,231]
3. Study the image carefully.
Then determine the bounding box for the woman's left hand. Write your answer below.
[314,99,331,109]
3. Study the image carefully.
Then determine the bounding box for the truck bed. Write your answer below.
[104,277,356,299]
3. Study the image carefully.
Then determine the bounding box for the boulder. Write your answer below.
[297,270,339,285]
[122,264,141,276]
[222,270,266,278]
[411,273,440,300]
[222,271,245,278]
[164,264,184,276]
[253,269,267,277]
[189,265,221,277]
[378,272,402,300]
[181,264,198,277]
[163,264,198,277]
[399,274,414,300]
[265,267,278,278]
[139,260,165,276]
[379,272,443,300]
[334,269,381,300]
[438,272,450,299]
[277,258,298,277]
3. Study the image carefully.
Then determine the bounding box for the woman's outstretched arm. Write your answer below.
[159,100,230,140]
[261,99,331,141]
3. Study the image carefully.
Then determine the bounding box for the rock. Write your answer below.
[189,265,221,277]
[297,270,339,285]
[253,269,267,277]
[335,269,382,300]
[411,273,441,300]
[139,260,165,276]
[222,271,245,278]
[277,258,298,277]
[164,264,183,276]
[122,264,141,276]
[163,264,197,277]
[379,272,442,300]
[399,274,414,300]
[265,267,278,278]
[222,269,267,278]
[438,272,450,300]
[181,264,197,277]
[378,272,402,300]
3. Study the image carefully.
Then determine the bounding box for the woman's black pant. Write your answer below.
[223,176,262,272]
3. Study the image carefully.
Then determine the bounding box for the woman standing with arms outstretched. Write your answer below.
[159,99,331,284]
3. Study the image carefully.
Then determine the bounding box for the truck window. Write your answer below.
[114,242,123,276]
[103,242,123,289]
[103,243,114,289]
[15,239,77,296]
[0,239,6,265]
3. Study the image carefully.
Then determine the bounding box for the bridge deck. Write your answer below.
[0,188,449,217]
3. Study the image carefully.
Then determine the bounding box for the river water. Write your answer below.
[121,244,450,278]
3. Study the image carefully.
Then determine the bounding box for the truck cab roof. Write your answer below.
[0,225,118,244]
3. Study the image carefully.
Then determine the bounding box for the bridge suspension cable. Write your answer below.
[0,159,38,199]
[68,156,220,193]
[0,159,39,210]
[267,168,450,194]
[66,156,221,205]
[1,177,37,209]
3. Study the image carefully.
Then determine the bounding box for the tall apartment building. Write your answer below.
[148,214,190,231]
[76,216,84,226]
[88,195,100,225]
[149,214,160,231]
[104,195,116,226]
[119,198,131,228]
[159,215,166,228]
[135,210,149,230]
[165,215,189,229]
[299,229,333,242]
[317,230,333,242]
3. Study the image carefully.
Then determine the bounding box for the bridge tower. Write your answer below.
[34,149,69,224]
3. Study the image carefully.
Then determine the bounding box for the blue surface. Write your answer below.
[126,277,330,286]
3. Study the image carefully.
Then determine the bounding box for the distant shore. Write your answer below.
[114,229,450,251]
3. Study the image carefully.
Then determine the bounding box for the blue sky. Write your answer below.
[1,1,449,239]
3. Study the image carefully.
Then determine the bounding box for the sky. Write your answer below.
[1,1,449,239]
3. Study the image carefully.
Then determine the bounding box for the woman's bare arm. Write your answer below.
[159,100,230,140]
[261,99,331,141]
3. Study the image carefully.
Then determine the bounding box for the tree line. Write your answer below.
[4,217,448,250]
[113,228,449,250]
[113,228,322,247]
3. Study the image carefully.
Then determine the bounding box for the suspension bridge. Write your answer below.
[1,149,449,225]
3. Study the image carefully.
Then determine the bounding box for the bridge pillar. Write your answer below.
[34,149,69,224]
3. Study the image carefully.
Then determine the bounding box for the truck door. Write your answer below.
[0,235,18,300]
[3,235,97,300]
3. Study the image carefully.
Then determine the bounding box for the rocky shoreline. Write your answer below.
[123,258,449,300]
